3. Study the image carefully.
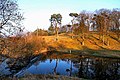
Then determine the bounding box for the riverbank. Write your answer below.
[1,75,86,80]
[47,50,120,59]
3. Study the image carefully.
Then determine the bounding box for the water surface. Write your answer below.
[16,53,120,80]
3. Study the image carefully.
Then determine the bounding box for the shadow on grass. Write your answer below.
[109,35,120,43]
[80,46,120,59]
[55,46,120,59]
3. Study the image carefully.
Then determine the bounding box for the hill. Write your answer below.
[41,33,120,58]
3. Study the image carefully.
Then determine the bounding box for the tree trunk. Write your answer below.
[107,38,109,46]
[55,22,58,41]
[71,20,74,39]
[102,34,104,46]
[106,33,109,46]
[56,28,58,40]
[82,33,85,46]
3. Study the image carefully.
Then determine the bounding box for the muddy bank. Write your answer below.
[47,50,120,59]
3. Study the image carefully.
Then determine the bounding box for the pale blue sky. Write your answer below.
[18,0,120,31]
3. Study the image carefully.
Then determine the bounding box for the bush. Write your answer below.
[1,35,47,58]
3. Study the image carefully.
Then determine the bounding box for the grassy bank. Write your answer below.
[43,33,120,58]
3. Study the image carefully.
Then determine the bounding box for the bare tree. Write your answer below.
[0,0,24,36]
[0,0,24,54]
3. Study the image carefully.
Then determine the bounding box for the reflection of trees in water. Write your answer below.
[31,53,120,79]
[94,59,120,80]
[50,59,52,63]
[39,55,48,62]
[69,60,72,76]
[53,59,58,75]
[72,57,120,79]
[65,60,73,76]
[34,61,40,66]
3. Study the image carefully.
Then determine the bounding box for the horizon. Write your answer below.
[18,0,120,32]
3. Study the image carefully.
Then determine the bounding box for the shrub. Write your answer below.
[1,35,47,58]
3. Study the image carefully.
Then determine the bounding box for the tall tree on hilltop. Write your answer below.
[110,8,120,41]
[69,13,78,38]
[49,13,62,40]
[77,11,89,45]
[93,9,111,46]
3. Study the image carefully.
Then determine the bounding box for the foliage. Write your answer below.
[1,35,47,58]
[49,14,62,38]
[32,28,48,36]
[69,13,79,18]
[69,13,78,36]
[48,25,54,35]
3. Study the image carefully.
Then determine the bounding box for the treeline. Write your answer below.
[47,8,120,45]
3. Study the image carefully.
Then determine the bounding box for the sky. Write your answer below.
[18,0,120,31]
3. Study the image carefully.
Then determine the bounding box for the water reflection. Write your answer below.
[72,57,120,79]
[0,59,12,76]
[21,54,120,80]
[28,59,77,76]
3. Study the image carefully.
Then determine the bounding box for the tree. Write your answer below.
[110,8,120,40]
[0,0,24,37]
[69,13,78,38]
[59,25,67,33]
[49,13,62,40]
[0,0,24,55]
[77,11,89,45]
[93,9,112,46]
[48,25,54,35]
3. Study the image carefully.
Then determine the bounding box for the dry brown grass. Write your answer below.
[43,33,120,51]
[1,33,119,58]
[1,35,47,58]
[41,33,120,58]
[43,35,82,50]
